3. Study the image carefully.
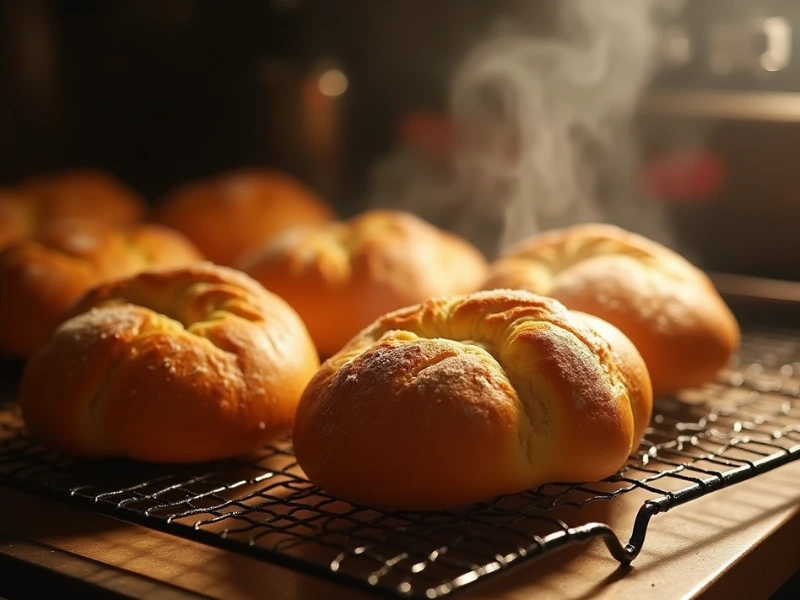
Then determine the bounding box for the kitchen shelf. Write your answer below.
[641,90,800,122]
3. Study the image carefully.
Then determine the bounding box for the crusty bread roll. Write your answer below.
[292,289,652,510]
[571,311,652,447]
[238,209,490,358]
[0,220,203,358]
[20,263,320,463]
[17,168,146,228]
[154,168,336,266]
[481,224,740,396]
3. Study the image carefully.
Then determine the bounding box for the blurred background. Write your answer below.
[1,0,799,277]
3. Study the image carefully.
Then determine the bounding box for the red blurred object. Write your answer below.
[397,111,459,167]
[641,151,726,203]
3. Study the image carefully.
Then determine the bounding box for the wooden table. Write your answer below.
[1,456,799,600]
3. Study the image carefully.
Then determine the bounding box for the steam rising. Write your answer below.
[366,0,686,257]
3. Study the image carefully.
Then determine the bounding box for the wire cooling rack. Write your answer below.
[1,327,800,599]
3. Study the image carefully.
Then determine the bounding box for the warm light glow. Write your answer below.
[318,69,348,98]
[662,25,692,67]
[761,17,792,73]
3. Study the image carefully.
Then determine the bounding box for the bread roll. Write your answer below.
[17,168,146,228]
[239,209,490,358]
[20,263,320,463]
[154,168,336,266]
[292,289,652,510]
[0,190,32,249]
[481,223,740,395]
[570,311,652,447]
[0,220,203,358]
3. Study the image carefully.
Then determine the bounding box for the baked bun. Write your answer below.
[481,224,740,396]
[239,209,490,358]
[17,168,146,228]
[0,190,32,249]
[20,263,320,463]
[0,220,203,358]
[292,289,652,510]
[570,311,652,447]
[154,168,336,266]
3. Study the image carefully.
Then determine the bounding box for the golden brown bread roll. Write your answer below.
[154,168,336,266]
[17,168,146,228]
[238,209,490,358]
[292,289,652,510]
[481,224,740,396]
[570,311,652,447]
[1,169,146,252]
[0,220,203,358]
[20,263,320,463]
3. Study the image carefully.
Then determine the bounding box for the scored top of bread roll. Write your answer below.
[481,223,740,395]
[239,209,490,358]
[292,289,652,510]
[0,219,203,358]
[154,168,337,266]
[20,263,320,463]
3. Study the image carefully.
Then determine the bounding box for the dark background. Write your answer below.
[2,0,800,279]
[0,0,519,203]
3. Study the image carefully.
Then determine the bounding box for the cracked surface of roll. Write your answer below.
[20,263,320,463]
[239,209,490,358]
[0,220,203,358]
[292,289,652,510]
[154,168,336,266]
[482,224,740,395]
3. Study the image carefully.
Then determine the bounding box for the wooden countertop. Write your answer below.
[1,456,799,600]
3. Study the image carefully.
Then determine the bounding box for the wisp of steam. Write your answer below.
[365,0,686,258]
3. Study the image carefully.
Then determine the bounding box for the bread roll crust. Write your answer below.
[482,224,740,395]
[293,289,652,510]
[20,263,320,463]
[18,168,146,228]
[0,220,203,358]
[571,311,653,447]
[0,190,33,249]
[155,168,336,266]
[240,209,490,357]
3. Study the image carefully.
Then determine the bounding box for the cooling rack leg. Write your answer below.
[540,522,642,566]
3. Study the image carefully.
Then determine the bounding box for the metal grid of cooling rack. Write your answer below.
[1,327,800,599]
